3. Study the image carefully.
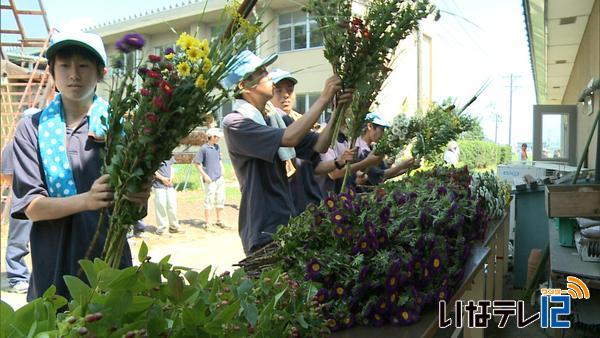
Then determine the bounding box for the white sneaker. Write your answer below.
[8,281,29,294]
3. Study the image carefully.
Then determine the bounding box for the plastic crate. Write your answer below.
[556,218,577,247]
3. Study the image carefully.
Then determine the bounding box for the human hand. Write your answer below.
[365,151,383,166]
[203,175,212,183]
[340,147,357,164]
[124,181,152,206]
[84,174,114,210]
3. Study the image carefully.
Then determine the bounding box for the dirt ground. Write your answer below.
[0,186,244,310]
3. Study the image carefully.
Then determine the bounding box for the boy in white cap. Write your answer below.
[221,50,353,255]
[193,127,226,227]
[10,31,150,301]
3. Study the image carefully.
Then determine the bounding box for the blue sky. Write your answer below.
[5,0,536,146]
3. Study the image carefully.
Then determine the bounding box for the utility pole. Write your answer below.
[505,74,521,147]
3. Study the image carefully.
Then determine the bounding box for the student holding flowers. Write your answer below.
[11,31,150,301]
[222,51,353,255]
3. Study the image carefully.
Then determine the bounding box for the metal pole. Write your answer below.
[596,110,600,183]
[508,74,513,147]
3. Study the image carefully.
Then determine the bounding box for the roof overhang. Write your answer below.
[522,0,596,104]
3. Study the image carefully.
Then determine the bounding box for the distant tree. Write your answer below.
[460,118,485,140]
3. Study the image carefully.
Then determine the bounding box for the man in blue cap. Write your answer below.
[353,112,415,188]
[221,51,353,255]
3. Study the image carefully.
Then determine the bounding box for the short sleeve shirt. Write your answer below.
[153,157,176,188]
[223,110,318,254]
[193,143,222,181]
[1,140,15,174]
[11,112,132,301]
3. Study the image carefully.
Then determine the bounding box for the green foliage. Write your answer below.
[458,140,511,169]
[3,244,327,337]
[460,119,485,140]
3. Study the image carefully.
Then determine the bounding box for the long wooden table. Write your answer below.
[333,212,510,338]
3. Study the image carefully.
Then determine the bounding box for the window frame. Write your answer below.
[277,10,323,53]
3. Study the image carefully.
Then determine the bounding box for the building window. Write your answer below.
[296,92,331,125]
[278,11,323,52]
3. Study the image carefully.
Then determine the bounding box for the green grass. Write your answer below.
[171,161,241,200]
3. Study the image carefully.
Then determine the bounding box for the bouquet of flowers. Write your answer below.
[239,167,508,332]
[99,0,263,268]
[305,0,439,150]
[471,171,511,221]
[374,99,476,163]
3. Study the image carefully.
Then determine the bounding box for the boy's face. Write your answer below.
[272,79,296,113]
[53,53,101,103]
[242,67,273,100]
[368,123,385,143]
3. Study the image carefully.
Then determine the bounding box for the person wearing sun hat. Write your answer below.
[10,30,150,301]
[221,50,354,255]
[353,111,416,188]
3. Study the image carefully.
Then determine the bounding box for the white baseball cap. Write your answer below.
[46,31,107,67]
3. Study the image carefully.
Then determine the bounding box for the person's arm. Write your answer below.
[155,171,172,187]
[220,160,225,178]
[194,163,212,183]
[280,75,352,149]
[25,174,113,222]
[314,147,356,175]
[328,152,382,180]
[382,158,416,180]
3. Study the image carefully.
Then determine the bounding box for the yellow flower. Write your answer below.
[202,58,212,73]
[176,32,197,50]
[198,38,209,53]
[177,62,191,77]
[186,47,202,62]
[194,74,207,89]
[165,53,174,61]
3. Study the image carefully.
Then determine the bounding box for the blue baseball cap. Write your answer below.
[366,112,390,128]
[46,31,107,67]
[270,68,297,85]
[221,50,278,89]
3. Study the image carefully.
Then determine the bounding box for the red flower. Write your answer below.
[152,95,164,109]
[140,88,152,96]
[146,70,161,79]
[165,63,174,71]
[143,127,153,135]
[363,29,371,39]
[146,113,158,123]
[159,80,173,95]
[148,54,162,62]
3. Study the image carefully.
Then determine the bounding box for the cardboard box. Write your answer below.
[545,184,600,218]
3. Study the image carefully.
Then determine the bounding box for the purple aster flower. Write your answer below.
[115,39,132,53]
[371,312,386,326]
[342,315,355,329]
[326,317,340,332]
[367,233,379,250]
[305,258,322,280]
[395,307,412,325]
[345,225,355,240]
[420,211,429,227]
[430,253,442,274]
[333,284,346,299]
[347,186,356,198]
[339,192,353,204]
[164,47,175,55]
[314,288,329,303]
[333,224,346,238]
[376,230,388,246]
[437,186,448,196]
[427,181,435,189]
[375,297,389,314]
[358,265,370,282]
[330,210,347,224]
[409,192,418,200]
[123,33,145,49]
[385,272,398,292]
[354,236,370,254]
[379,206,391,225]
[387,291,399,308]
[436,287,449,302]
[364,221,376,235]
[324,195,336,210]
[393,191,407,205]
[389,260,402,274]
